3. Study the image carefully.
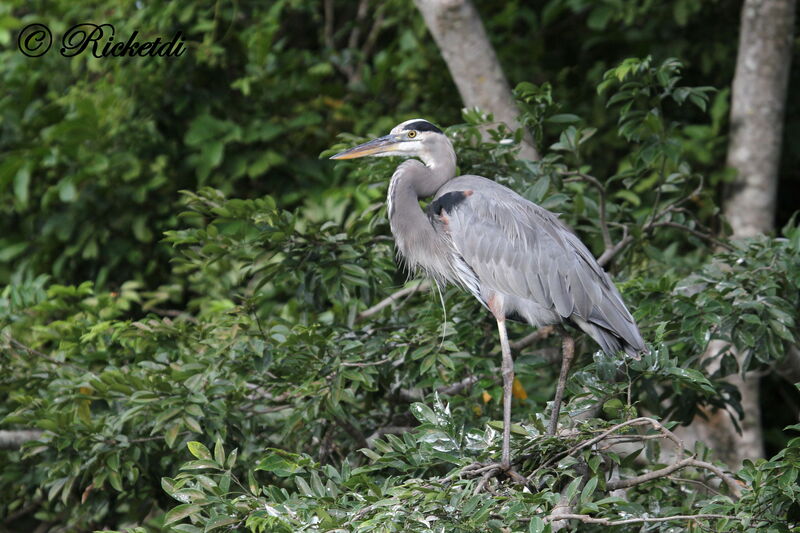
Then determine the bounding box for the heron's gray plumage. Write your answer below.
[431,175,645,357]
[331,118,646,358]
[331,118,647,462]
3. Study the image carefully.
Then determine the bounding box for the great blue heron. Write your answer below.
[331,118,645,473]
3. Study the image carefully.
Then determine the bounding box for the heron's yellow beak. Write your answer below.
[330,134,401,159]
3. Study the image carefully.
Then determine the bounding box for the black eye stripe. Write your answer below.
[402,120,442,134]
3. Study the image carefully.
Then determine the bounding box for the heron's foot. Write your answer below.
[460,461,528,494]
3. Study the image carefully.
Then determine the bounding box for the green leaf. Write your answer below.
[226,448,238,469]
[255,451,307,477]
[410,403,438,425]
[180,460,222,471]
[545,114,581,124]
[214,439,225,466]
[602,398,624,418]
[580,476,598,504]
[13,164,30,207]
[614,189,641,207]
[164,503,202,526]
[187,441,212,460]
[165,424,180,448]
[108,471,123,492]
[204,515,239,530]
[564,477,582,502]
[161,477,177,497]
[528,516,546,533]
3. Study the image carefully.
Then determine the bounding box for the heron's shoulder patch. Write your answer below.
[427,190,473,218]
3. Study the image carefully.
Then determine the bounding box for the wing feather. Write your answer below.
[433,175,646,356]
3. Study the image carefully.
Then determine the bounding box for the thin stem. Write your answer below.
[544,513,731,526]
[356,280,430,321]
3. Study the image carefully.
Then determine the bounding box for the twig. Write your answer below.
[563,172,612,251]
[366,426,413,448]
[130,432,190,444]
[536,417,662,474]
[545,513,731,526]
[341,357,392,368]
[2,498,42,525]
[0,430,43,449]
[597,233,633,267]
[605,456,697,491]
[5,335,85,372]
[652,221,733,250]
[510,325,555,351]
[567,170,728,267]
[322,0,334,50]
[334,416,368,450]
[398,374,481,402]
[540,416,741,499]
[347,0,369,50]
[669,475,722,496]
[356,280,430,321]
[438,375,480,395]
[687,458,743,499]
[360,2,386,60]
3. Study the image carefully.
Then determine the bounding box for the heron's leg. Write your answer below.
[496,317,513,469]
[547,333,575,436]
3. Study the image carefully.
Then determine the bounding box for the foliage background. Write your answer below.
[0,0,799,531]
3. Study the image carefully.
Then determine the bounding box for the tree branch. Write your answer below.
[0,430,43,449]
[5,335,85,372]
[546,513,731,526]
[510,325,555,351]
[563,172,612,251]
[652,221,733,251]
[366,426,413,448]
[530,416,741,500]
[356,280,430,321]
[341,357,392,368]
[398,374,481,402]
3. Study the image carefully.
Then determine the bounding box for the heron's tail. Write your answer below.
[572,316,646,360]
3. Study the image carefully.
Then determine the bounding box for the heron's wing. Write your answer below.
[434,176,645,355]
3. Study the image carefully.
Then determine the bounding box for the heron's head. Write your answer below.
[330,119,453,167]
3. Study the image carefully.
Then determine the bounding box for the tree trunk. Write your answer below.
[682,0,796,470]
[724,0,795,237]
[413,0,540,161]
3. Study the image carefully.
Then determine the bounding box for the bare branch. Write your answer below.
[605,456,697,491]
[347,0,370,50]
[360,2,386,59]
[537,417,666,473]
[597,233,634,268]
[5,335,85,372]
[546,513,731,526]
[341,357,392,368]
[0,430,43,449]
[366,426,413,448]
[510,325,555,351]
[438,374,480,395]
[322,0,334,49]
[398,374,481,402]
[687,458,743,499]
[605,456,741,497]
[652,221,734,251]
[563,172,612,251]
[356,280,430,321]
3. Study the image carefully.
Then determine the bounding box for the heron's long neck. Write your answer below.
[387,154,455,275]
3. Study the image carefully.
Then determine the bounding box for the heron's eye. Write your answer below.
[407,130,417,139]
